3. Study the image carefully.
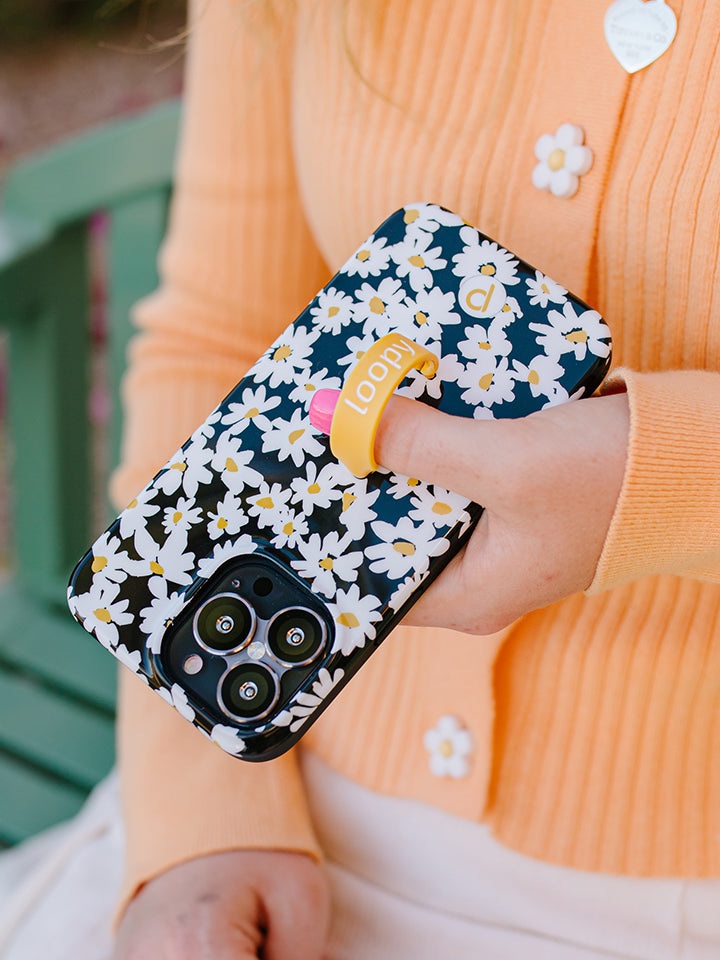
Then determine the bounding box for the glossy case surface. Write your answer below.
[68,204,612,761]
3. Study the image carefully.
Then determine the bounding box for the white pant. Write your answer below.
[1,758,719,959]
[302,751,720,960]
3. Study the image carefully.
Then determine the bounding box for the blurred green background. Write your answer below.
[0,0,185,44]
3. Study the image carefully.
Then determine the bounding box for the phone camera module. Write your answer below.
[194,593,256,654]
[218,663,279,722]
[267,608,327,666]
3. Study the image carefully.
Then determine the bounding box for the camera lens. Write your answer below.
[194,593,255,653]
[218,663,279,722]
[267,608,327,666]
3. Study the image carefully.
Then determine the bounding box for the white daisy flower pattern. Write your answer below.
[401,203,464,234]
[291,531,363,599]
[530,302,611,363]
[221,385,281,437]
[253,325,320,388]
[452,228,520,285]
[269,506,310,551]
[365,517,449,580]
[155,442,214,500]
[162,497,204,536]
[532,123,593,200]
[158,683,196,722]
[88,532,134,584]
[424,715,474,778]
[70,579,133,649]
[210,724,246,756]
[288,367,342,407]
[196,535,256,580]
[290,461,345,516]
[511,355,569,406]
[309,288,355,335]
[340,233,391,278]
[246,483,292,530]
[274,668,345,732]
[211,433,264,495]
[207,491,249,541]
[69,203,611,758]
[456,353,516,412]
[354,277,411,338]
[261,408,325,468]
[407,486,472,530]
[329,585,383,656]
[402,286,461,344]
[526,270,568,309]
[390,228,447,292]
[117,488,161,553]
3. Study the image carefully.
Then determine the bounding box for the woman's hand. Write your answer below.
[375,391,630,634]
[113,850,330,960]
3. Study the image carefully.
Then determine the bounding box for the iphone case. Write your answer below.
[68,203,612,761]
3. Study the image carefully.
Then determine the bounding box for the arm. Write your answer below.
[111,0,330,935]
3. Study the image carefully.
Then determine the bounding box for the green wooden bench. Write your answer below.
[0,100,180,846]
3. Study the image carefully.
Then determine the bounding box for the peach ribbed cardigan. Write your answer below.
[111,0,720,912]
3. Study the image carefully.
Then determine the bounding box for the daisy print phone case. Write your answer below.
[68,203,612,762]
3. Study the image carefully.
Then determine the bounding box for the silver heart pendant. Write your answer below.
[604,0,677,73]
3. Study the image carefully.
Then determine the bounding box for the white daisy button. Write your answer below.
[423,715,474,779]
[532,123,593,199]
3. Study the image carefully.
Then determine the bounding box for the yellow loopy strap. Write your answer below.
[330,333,438,478]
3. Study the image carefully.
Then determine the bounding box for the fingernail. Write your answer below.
[309,388,340,435]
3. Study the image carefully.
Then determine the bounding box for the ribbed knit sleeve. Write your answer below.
[111,0,329,918]
[588,368,720,593]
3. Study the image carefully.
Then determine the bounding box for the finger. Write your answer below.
[260,867,330,960]
[374,395,509,503]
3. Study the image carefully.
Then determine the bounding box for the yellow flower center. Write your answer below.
[408,255,425,267]
[273,344,292,361]
[478,372,494,390]
[127,498,137,509]
[283,521,294,535]
[356,249,371,262]
[225,457,238,472]
[432,502,452,515]
[565,329,588,343]
[342,492,356,512]
[91,556,108,573]
[408,478,420,486]
[319,557,334,570]
[244,407,259,419]
[171,461,186,471]
[480,264,496,276]
[541,283,550,294]
[94,608,112,623]
[328,306,340,317]
[217,517,228,530]
[403,209,419,224]
[527,369,540,385]
[173,511,183,523]
[150,561,164,575]
[548,147,566,172]
[393,540,416,556]
[369,296,385,314]
[478,341,492,350]
[288,428,305,444]
[415,311,428,325]
[256,497,274,509]
[308,483,321,494]
[337,611,360,628]
[439,739,454,758]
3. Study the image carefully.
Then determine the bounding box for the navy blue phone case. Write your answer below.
[68,204,611,761]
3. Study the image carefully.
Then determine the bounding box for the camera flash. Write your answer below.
[247,641,265,660]
[183,654,203,675]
